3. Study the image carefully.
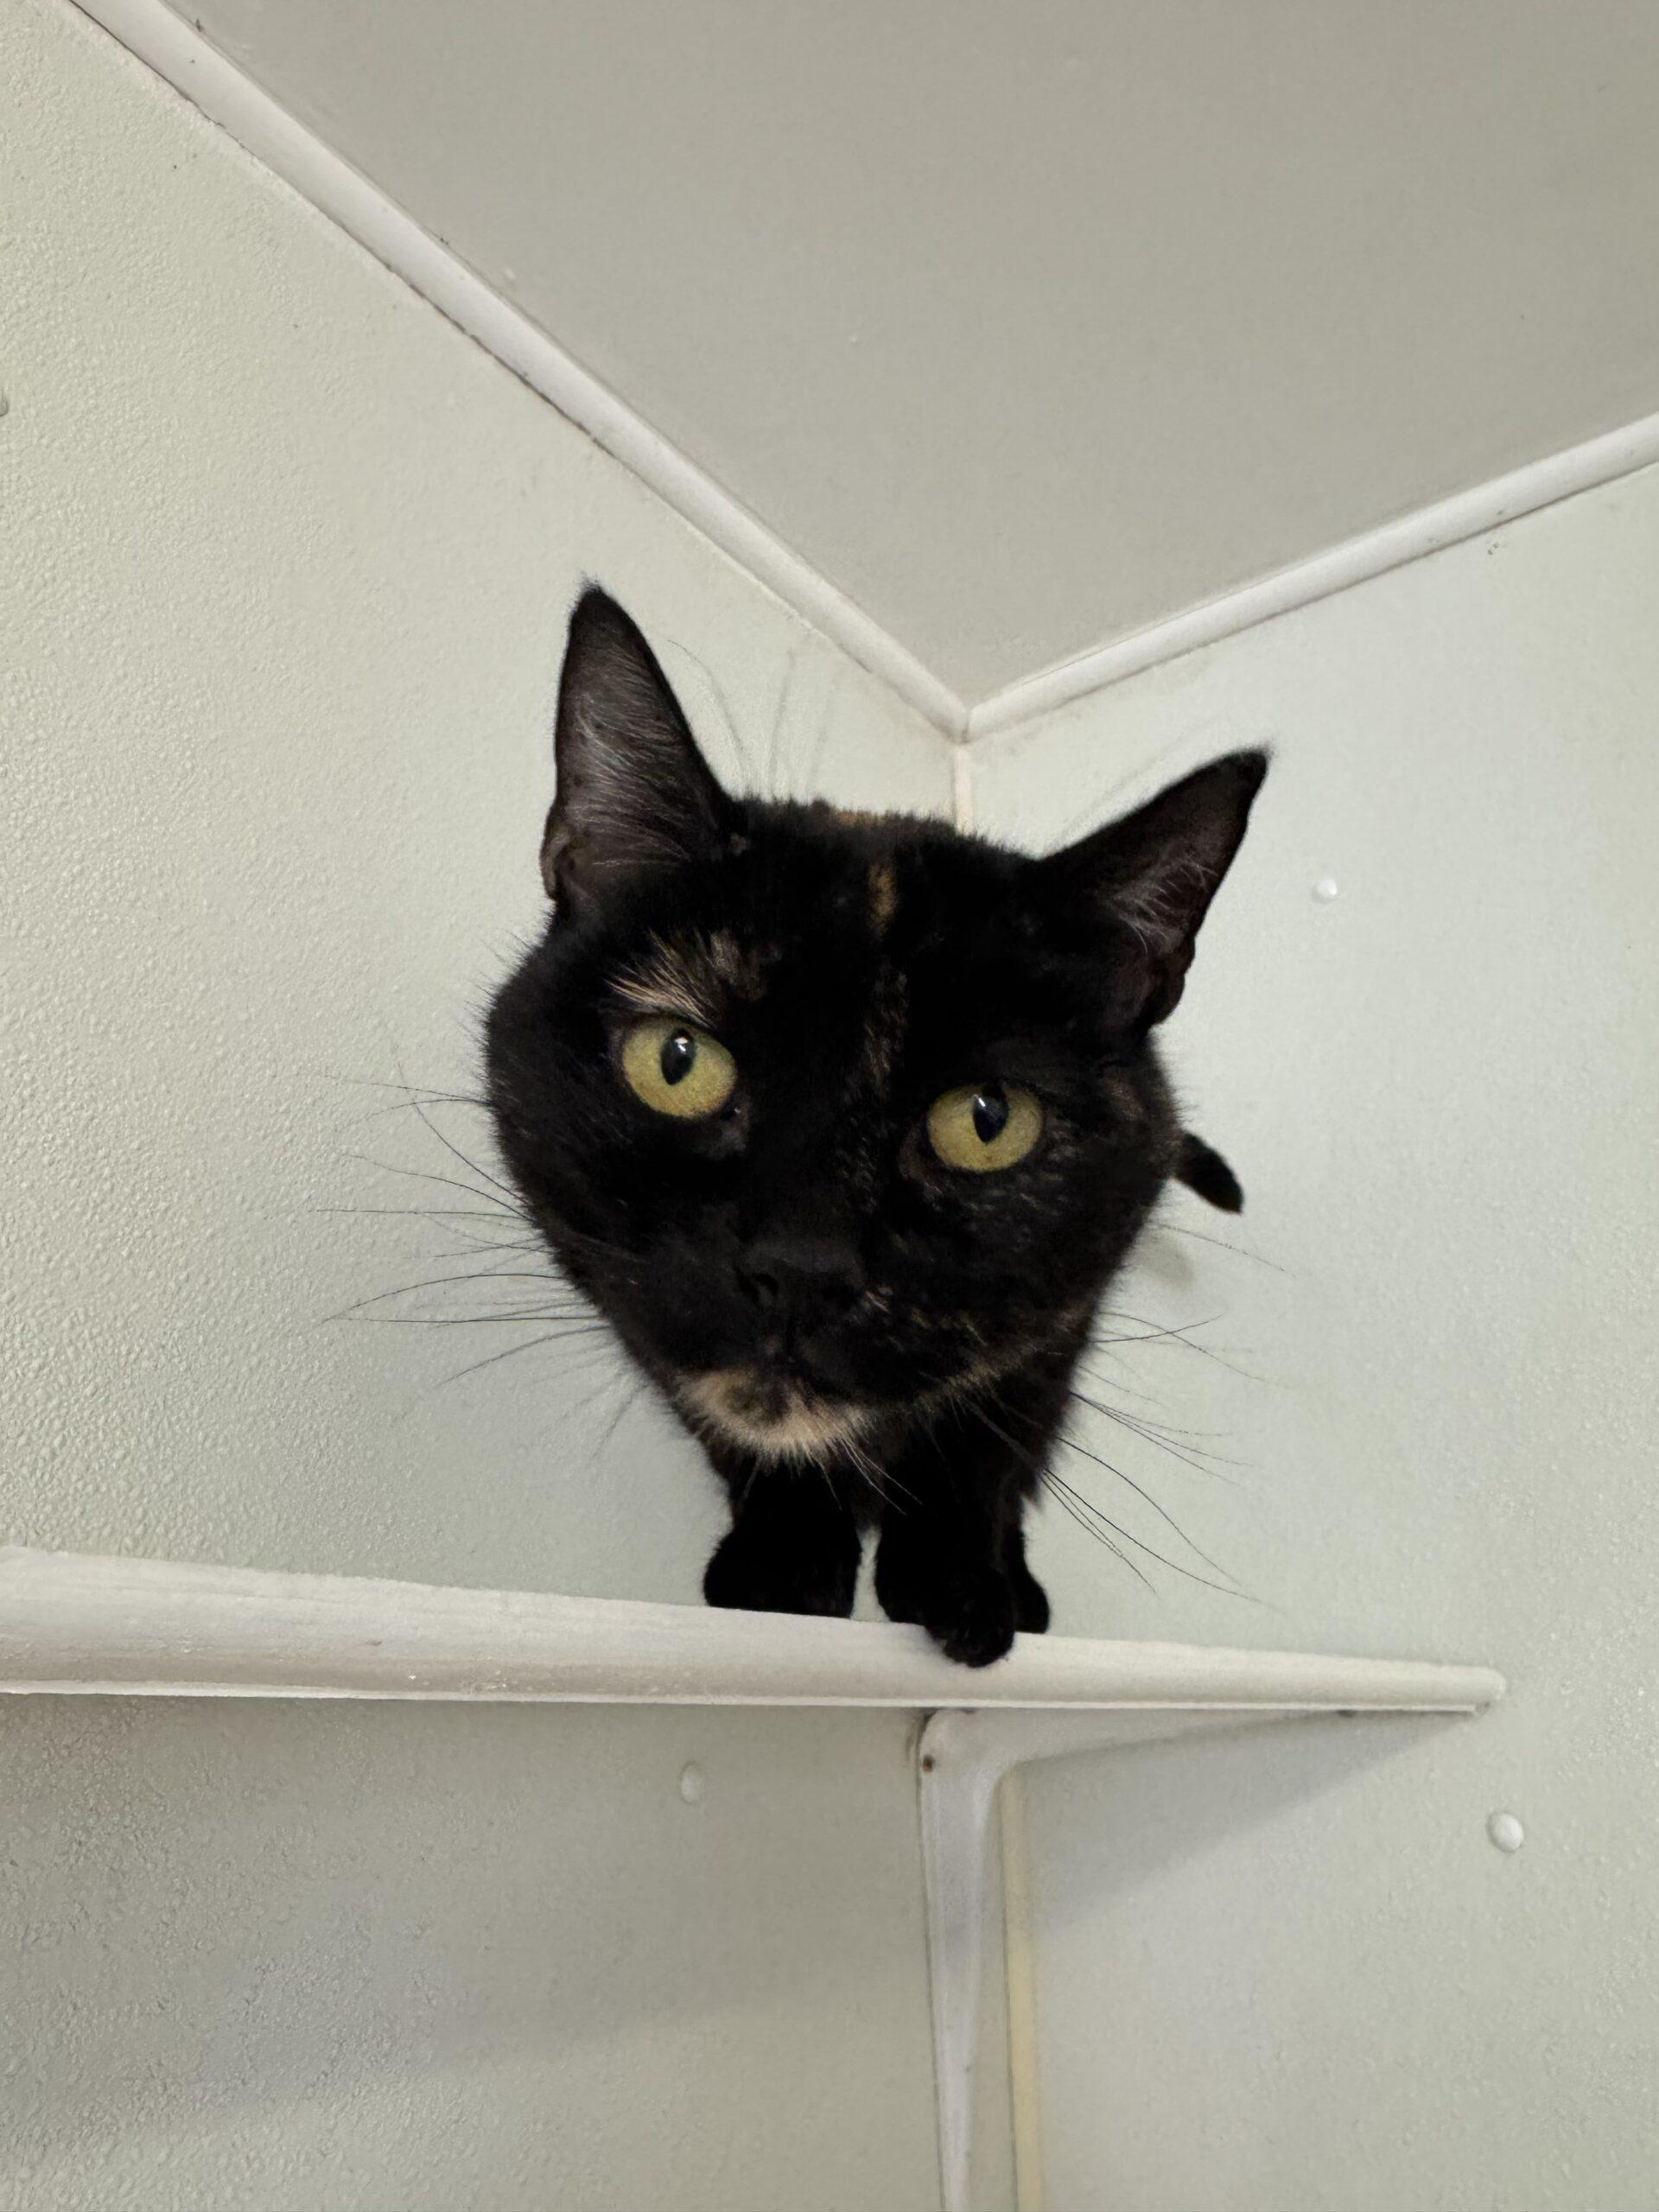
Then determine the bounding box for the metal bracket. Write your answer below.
[920,1707,1280,2212]
[918,1694,1503,2212]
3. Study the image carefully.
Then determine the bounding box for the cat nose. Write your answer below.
[735,1230,864,1318]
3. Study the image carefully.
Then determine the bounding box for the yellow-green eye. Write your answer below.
[927,1083,1044,1173]
[620,1018,738,1119]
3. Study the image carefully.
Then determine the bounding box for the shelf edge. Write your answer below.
[0,1548,1506,1713]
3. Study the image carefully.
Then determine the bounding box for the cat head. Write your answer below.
[486,588,1264,1463]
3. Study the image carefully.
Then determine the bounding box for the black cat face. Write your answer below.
[486,589,1264,1464]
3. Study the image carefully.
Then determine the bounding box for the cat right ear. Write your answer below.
[1037,750,1267,1033]
[541,588,735,911]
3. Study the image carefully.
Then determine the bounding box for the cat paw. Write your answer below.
[702,1530,857,1619]
[877,1552,1019,1667]
[931,1575,1019,1669]
[885,1548,1026,1663]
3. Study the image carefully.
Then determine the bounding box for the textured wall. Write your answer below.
[0,3,949,2204]
[10,1699,938,2211]
[974,467,1659,2205]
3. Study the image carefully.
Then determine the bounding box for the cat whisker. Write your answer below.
[765,642,803,798]
[1052,1425,1236,1567]
[976,1390,1254,1601]
[412,1326,610,1406]
[658,637,756,786]
[321,1268,584,1325]
[423,1239,548,1262]
[315,1205,531,1225]
[361,1312,608,1328]
[1073,1363,1227,1432]
[342,1152,522,1215]
[593,1376,647,1458]
[555,1353,635,1430]
[317,1205,548,1258]
[1040,1466,1255,1601]
[842,1435,898,1510]
[1094,1308,1224,1348]
[1066,1388,1243,1478]
[804,677,841,794]
[1038,1474,1152,1590]
[1155,1221,1290,1274]
[399,1084,522,1208]
[336,1073,491,1109]
[517,1212,639,1273]
[328,1068,489,1104]
[353,1094,497,1126]
[1091,1309,1265,1384]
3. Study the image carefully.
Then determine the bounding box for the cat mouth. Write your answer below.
[678,1367,869,1460]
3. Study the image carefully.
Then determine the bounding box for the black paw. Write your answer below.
[931,1573,1019,1668]
[876,1545,1019,1668]
[702,1529,857,1619]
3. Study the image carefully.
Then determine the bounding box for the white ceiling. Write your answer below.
[166,0,1659,708]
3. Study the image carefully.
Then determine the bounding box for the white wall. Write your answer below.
[973,467,1659,2205]
[1,3,950,2204]
[10,1699,941,2210]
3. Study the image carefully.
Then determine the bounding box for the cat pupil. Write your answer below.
[660,1031,696,1085]
[971,1087,1010,1144]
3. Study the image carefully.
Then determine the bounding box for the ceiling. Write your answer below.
[163,0,1659,709]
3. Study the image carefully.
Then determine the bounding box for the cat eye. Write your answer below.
[620,1017,738,1120]
[926,1083,1044,1173]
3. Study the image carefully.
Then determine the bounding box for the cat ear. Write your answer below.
[541,588,734,909]
[1039,751,1267,1030]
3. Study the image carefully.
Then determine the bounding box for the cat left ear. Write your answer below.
[541,588,735,911]
[1040,751,1267,1030]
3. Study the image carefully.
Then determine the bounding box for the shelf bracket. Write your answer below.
[920,1707,1270,2212]
[918,1699,1492,2212]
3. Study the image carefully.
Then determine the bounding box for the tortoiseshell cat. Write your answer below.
[486,589,1265,1664]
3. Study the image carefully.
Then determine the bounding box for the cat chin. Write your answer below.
[677,1369,870,1462]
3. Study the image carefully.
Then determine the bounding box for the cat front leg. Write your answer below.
[702,1455,862,1619]
[874,1415,1041,1667]
[874,1501,1017,1667]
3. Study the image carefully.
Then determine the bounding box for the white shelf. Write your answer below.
[0,1546,1503,1714]
[4,1545,1503,2212]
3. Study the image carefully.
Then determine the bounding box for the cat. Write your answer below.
[485,588,1265,1665]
